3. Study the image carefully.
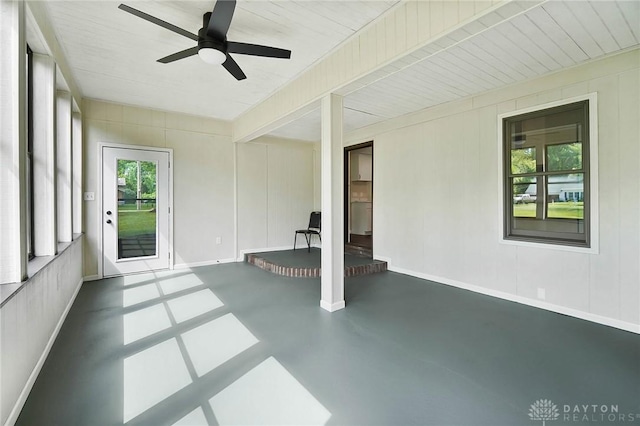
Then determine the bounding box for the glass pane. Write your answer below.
[117,159,157,259]
[512,177,536,218]
[547,142,582,172]
[510,147,536,174]
[547,174,584,219]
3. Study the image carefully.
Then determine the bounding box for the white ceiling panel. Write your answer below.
[43,0,398,120]
[270,0,638,143]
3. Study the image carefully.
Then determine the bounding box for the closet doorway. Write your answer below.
[344,142,373,257]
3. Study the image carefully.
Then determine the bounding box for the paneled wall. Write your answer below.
[1,238,83,425]
[237,137,315,254]
[82,100,235,275]
[347,50,640,331]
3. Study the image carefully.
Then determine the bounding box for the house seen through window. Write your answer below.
[504,100,590,247]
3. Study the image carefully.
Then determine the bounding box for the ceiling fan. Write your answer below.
[118,0,291,80]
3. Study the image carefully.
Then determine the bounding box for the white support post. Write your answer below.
[0,0,27,284]
[32,53,57,256]
[72,111,83,235]
[56,91,72,242]
[320,93,345,312]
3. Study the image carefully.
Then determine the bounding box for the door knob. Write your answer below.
[106,219,112,224]
[106,210,112,215]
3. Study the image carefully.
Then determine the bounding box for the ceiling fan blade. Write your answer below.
[118,4,198,42]
[207,0,236,40]
[222,55,246,80]
[157,47,199,64]
[227,42,291,59]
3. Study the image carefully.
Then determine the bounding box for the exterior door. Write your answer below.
[103,146,170,277]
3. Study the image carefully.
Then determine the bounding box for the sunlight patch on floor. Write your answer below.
[167,290,224,323]
[124,338,192,422]
[160,274,204,295]
[172,406,208,426]
[122,273,156,287]
[123,303,171,344]
[209,357,331,425]
[123,284,161,307]
[181,313,258,377]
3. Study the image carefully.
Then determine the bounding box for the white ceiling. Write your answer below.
[41,0,399,120]
[270,0,640,142]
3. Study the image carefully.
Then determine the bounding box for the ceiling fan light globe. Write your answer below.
[198,47,226,65]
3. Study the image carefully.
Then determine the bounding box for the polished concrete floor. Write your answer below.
[17,262,640,425]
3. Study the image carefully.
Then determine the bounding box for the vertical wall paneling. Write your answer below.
[0,0,27,284]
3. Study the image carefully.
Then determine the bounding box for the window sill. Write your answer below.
[500,237,598,254]
[0,234,83,308]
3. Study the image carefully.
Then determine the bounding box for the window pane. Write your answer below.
[510,147,536,174]
[117,160,157,259]
[512,177,536,218]
[548,174,584,219]
[547,142,582,172]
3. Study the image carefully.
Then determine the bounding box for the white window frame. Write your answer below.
[497,93,599,254]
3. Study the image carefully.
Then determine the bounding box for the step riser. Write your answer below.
[246,254,387,278]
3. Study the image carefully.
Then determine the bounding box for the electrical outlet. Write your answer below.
[83,192,95,201]
[216,237,221,244]
[537,288,546,300]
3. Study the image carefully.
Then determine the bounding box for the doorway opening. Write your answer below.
[344,141,373,257]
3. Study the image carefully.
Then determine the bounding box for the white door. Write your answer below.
[103,146,170,277]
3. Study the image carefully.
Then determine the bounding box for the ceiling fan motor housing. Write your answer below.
[198,12,226,56]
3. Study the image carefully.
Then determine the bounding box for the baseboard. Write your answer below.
[5,277,84,426]
[320,300,346,312]
[173,258,236,270]
[82,274,100,282]
[237,246,294,262]
[386,264,640,335]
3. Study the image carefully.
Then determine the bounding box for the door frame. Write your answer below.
[344,141,373,245]
[98,143,174,278]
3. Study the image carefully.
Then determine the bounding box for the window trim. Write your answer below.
[497,93,599,254]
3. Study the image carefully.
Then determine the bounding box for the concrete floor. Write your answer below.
[17,262,640,425]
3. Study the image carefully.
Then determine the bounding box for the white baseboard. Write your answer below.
[173,258,236,270]
[386,263,640,335]
[320,300,346,312]
[5,277,84,426]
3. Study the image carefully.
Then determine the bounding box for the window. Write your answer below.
[503,100,590,247]
[26,45,35,259]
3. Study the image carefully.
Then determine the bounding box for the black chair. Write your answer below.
[294,212,321,252]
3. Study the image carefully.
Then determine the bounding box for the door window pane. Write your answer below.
[117,160,158,259]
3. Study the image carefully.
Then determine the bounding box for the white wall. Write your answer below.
[346,49,640,332]
[237,136,315,255]
[1,238,84,426]
[82,100,235,276]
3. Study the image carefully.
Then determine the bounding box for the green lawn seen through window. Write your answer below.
[118,208,157,237]
[513,202,584,219]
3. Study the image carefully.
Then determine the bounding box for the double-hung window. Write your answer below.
[503,99,591,247]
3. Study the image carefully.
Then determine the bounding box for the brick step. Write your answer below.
[246,253,386,278]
